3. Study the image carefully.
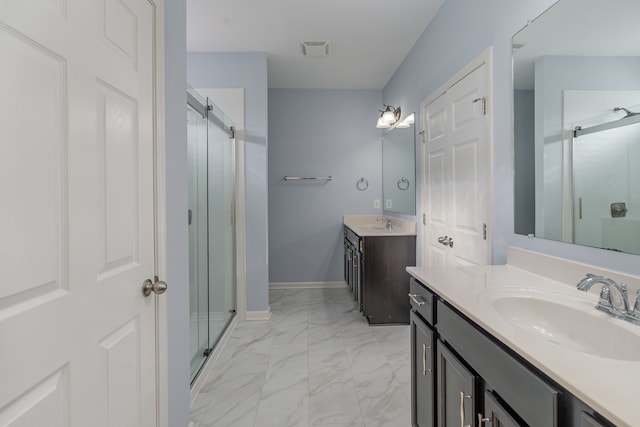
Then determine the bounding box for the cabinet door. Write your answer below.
[437,341,477,427]
[479,390,523,427]
[411,312,435,427]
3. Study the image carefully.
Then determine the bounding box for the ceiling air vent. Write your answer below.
[301,41,329,57]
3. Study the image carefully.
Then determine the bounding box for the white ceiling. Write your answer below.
[186,0,445,89]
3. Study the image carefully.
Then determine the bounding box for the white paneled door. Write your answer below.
[0,0,159,426]
[423,61,491,267]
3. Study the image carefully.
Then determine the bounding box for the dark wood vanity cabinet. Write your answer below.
[362,234,415,324]
[409,277,617,427]
[344,226,415,325]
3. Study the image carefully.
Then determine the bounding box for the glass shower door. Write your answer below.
[207,102,236,351]
[187,87,237,382]
[187,92,210,378]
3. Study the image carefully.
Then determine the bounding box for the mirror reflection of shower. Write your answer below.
[187,86,237,383]
[569,101,640,255]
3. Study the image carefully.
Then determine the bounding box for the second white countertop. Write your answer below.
[343,214,416,236]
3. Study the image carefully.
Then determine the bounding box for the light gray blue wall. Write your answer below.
[383,0,557,264]
[268,89,383,283]
[186,52,270,311]
[164,0,190,425]
[383,0,640,275]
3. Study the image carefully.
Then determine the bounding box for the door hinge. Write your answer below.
[422,213,426,225]
[483,223,487,240]
[473,97,487,116]
[419,130,426,143]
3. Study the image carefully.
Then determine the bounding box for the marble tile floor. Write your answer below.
[190,287,411,427]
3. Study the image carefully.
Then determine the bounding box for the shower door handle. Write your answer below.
[142,278,168,297]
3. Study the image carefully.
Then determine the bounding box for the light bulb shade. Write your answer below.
[381,108,396,124]
[376,116,390,128]
[395,113,415,128]
[375,105,401,128]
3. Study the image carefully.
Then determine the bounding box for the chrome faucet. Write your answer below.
[377,216,392,231]
[576,273,640,324]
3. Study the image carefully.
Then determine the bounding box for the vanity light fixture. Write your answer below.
[395,113,415,128]
[376,105,401,128]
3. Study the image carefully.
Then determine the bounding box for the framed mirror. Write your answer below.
[383,114,416,215]
[513,0,640,255]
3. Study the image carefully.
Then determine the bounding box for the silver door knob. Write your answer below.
[142,279,168,297]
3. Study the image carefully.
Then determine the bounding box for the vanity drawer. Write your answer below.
[409,278,435,326]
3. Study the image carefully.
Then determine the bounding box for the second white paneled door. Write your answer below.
[0,0,160,426]
[422,57,492,267]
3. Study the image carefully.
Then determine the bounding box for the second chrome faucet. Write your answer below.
[577,273,640,324]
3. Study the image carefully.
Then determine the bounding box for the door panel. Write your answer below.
[448,65,489,266]
[425,93,450,268]
[0,22,67,304]
[99,319,142,427]
[422,63,490,267]
[97,82,141,276]
[0,367,69,426]
[0,0,158,425]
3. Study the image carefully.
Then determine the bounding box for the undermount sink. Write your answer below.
[479,288,640,361]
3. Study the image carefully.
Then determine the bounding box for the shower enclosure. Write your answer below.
[187,87,236,382]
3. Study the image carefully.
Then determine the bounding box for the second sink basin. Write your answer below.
[479,288,640,361]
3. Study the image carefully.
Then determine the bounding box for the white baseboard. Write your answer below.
[269,281,348,290]
[245,306,272,321]
[189,315,238,405]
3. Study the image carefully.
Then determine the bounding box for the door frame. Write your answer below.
[419,47,494,267]
[149,0,170,425]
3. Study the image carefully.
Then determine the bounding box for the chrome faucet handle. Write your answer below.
[616,282,630,313]
[625,289,640,323]
[597,285,613,309]
[620,282,629,301]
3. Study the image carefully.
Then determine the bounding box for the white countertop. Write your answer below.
[343,214,416,236]
[407,247,640,427]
